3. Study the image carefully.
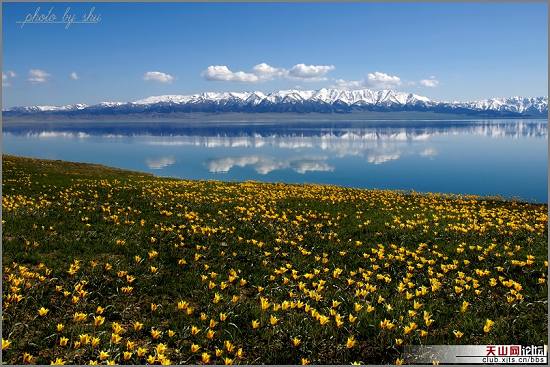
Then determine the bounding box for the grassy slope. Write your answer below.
[1,155,548,365]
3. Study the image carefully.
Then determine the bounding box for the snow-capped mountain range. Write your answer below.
[4,88,548,117]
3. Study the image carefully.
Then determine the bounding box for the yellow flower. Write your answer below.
[380,319,395,330]
[56,323,64,332]
[123,351,132,361]
[111,322,124,334]
[91,337,100,347]
[395,338,403,346]
[301,358,310,365]
[73,312,87,322]
[224,357,233,365]
[137,347,147,357]
[50,358,65,365]
[96,306,104,314]
[318,315,330,325]
[22,352,34,364]
[191,344,201,353]
[191,325,200,335]
[133,321,144,331]
[260,297,270,311]
[219,312,227,321]
[168,330,176,338]
[483,319,494,333]
[460,301,470,313]
[453,330,464,339]
[79,334,90,345]
[292,337,301,347]
[151,328,162,340]
[150,303,158,312]
[2,339,11,350]
[146,355,156,364]
[209,319,218,328]
[38,307,49,317]
[335,314,344,328]
[156,343,167,355]
[201,352,211,364]
[395,358,404,365]
[99,351,109,361]
[177,300,188,311]
[346,336,357,349]
[270,315,279,325]
[59,337,69,347]
[215,349,223,357]
[94,315,105,327]
[206,330,215,340]
[225,340,235,353]
[251,320,260,329]
[111,333,122,344]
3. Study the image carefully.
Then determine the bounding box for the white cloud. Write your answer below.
[145,156,176,169]
[2,71,15,87]
[333,71,402,90]
[335,73,438,90]
[28,69,50,83]
[333,78,364,89]
[203,63,335,83]
[288,64,335,81]
[252,63,287,80]
[69,72,79,80]
[419,76,439,88]
[365,71,401,89]
[202,66,259,82]
[143,71,174,83]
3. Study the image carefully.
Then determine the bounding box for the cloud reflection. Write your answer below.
[367,153,401,165]
[419,148,438,158]
[207,156,334,175]
[145,156,176,169]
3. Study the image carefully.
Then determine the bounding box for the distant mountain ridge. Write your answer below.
[4,88,548,118]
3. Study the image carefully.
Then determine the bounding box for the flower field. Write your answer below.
[1,155,548,365]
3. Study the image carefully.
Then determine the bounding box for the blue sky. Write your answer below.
[2,2,548,107]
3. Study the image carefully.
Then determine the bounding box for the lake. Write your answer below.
[2,119,547,203]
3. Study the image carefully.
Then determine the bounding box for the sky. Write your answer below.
[2,2,548,108]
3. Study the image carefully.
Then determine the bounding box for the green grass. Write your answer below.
[2,155,548,365]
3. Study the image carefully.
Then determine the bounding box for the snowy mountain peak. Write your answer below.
[4,88,547,117]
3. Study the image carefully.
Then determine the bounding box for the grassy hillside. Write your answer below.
[2,155,548,365]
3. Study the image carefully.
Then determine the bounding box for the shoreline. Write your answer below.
[2,154,546,205]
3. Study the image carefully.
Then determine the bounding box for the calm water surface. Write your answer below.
[3,119,548,203]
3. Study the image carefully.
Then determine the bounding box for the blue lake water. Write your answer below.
[2,119,548,203]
